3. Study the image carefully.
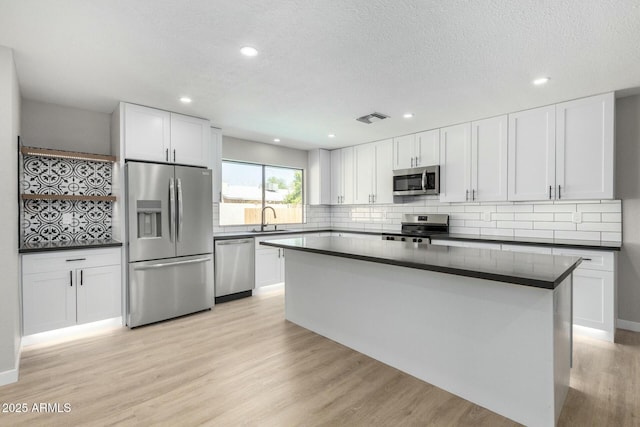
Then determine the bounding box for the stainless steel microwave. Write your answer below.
[392,165,440,196]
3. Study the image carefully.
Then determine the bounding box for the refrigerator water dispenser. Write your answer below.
[136,200,162,238]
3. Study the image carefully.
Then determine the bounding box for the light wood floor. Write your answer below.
[1,287,638,426]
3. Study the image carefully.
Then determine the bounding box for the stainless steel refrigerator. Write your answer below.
[125,161,213,327]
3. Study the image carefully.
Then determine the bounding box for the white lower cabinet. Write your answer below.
[552,247,616,342]
[254,233,316,288]
[22,248,122,335]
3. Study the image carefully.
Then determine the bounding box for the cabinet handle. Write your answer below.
[472,189,476,201]
[558,185,561,200]
[415,156,418,166]
[166,148,169,161]
[465,189,469,201]
[582,258,592,261]
[549,185,552,200]
[66,258,86,262]
[173,149,176,162]
[80,270,83,286]
[411,157,414,168]
[373,194,376,203]
[69,270,73,287]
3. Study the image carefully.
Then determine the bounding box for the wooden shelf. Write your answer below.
[21,194,117,202]
[21,146,116,163]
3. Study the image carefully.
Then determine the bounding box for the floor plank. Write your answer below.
[0,287,638,426]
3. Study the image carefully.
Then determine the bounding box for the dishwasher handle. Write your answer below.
[216,239,253,246]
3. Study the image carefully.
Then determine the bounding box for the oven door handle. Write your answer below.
[421,169,427,192]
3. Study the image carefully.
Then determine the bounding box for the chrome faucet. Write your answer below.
[261,206,277,232]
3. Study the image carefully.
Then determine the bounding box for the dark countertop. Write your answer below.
[20,239,123,254]
[261,236,582,289]
[431,233,622,251]
[214,228,621,251]
[213,228,380,240]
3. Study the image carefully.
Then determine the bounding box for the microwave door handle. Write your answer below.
[169,178,175,242]
[421,169,427,192]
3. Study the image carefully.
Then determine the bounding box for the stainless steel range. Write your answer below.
[381,214,449,245]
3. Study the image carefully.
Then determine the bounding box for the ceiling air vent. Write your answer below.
[356,112,389,124]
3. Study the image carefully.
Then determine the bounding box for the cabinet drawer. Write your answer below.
[22,248,121,275]
[551,248,614,272]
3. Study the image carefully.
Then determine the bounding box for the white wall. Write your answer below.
[0,46,21,385]
[21,99,111,154]
[615,95,640,324]
[222,136,307,170]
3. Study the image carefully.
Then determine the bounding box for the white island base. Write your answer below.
[284,250,571,427]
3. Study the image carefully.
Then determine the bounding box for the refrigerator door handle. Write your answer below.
[177,178,184,242]
[133,257,212,270]
[169,178,175,242]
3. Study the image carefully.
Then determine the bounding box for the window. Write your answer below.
[219,160,303,226]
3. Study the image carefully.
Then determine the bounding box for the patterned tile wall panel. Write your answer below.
[21,155,113,243]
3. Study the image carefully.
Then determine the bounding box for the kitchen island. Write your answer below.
[261,236,582,427]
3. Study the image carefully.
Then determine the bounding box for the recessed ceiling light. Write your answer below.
[180,97,192,103]
[273,138,280,143]
[533,77,550,86]
[403,113,414,119]
[240,46,258,57]
[328,134,336,138]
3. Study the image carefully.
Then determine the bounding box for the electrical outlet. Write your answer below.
[482,211,492,222]
[572,212,582,224]
[62,213,73,225]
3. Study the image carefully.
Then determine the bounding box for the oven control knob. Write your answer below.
[417,239,423,243]
[401,237,406,241]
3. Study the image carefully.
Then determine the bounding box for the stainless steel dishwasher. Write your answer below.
[214,238,255,303]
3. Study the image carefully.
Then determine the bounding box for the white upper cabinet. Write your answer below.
[415,130,440,168]
[330,147,354,205]
[354,139,393,204]
[393,134,415,170]
[439,123,471,202]
[508,105,556,201]
[555,92,614,200]
[307,149,332,205]
[393,130,439,170]
[508,93,614,202]
[170,113,210,167]
[122,103,211,167]
[354,143,375,204]
[374,139,394,204]
[471,115,508,202]
[124,103,170,163]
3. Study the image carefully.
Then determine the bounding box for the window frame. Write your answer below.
[219,159,305,226]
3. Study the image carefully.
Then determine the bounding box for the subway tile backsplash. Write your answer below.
[215,198,622,243]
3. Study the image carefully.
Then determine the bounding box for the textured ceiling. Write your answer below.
[1,0,639,150]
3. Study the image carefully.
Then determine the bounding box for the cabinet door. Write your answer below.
[308,149,331,205]
[572,269,614,338]
[415,130,439,167]
[170,113,210,167]
[393,134,415,170]
[439,123,471,202]
[354,143,375,204]
[341,147,355,204]
[23,270,76,335]
[330,149,342,204]
[255,248,284,288]
[471,115,508,202]
[374,139,394,204]
[124,103,171,163]
[508,106,556,201]
[556,93,614,200]
[210,127,223,202]
[76,265,122,325]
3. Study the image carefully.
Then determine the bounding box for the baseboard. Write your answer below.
[573,325,614,342]
[0,346,21,387]
[617,319,640,333]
